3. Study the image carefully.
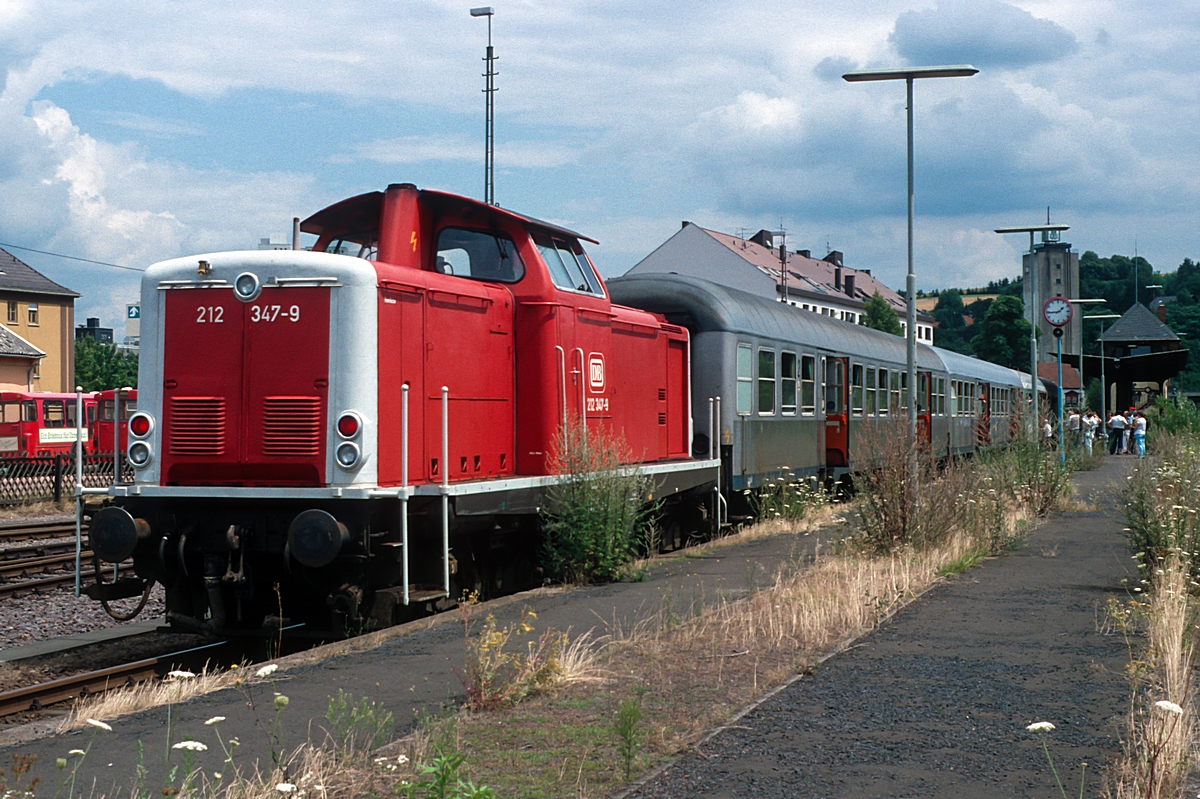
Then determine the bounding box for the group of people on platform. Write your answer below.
[1047,407,1149,458]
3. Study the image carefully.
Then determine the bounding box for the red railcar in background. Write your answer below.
[0,392,96,457]
[90,389,138,459]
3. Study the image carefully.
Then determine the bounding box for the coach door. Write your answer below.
[977,382,991,447]
[917,372,932,448]
[823,356,848,467]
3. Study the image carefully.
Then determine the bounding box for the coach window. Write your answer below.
[800,355,815,415]
[42,399,64,428]
[21,401,35,423]
[824,359,844,414]
[758,349,776,415]
[890,370,900,412]
[781,352,797,415]
[736,344,752,415]
[937,377,947,416]
[866,367,877,416]
[436,228,527,284]
[877,369,888,416]
[851,364,864,416]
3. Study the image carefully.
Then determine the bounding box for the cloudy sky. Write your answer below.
[1,0,1197,327]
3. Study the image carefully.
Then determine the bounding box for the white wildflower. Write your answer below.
[1026,721,1055,732]
[68,749,86,756]
[205,716,225,725]
[167,670,196,680]
[1156,700,1184,715]
[172,741,208,752]
[256,664,279,678]
[277,784,296,794]
[85,719,112,731]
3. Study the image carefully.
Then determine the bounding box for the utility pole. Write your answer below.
[470,7,497,205]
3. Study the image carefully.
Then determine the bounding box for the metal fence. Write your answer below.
[0,456,135,505]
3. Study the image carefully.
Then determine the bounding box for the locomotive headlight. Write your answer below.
[233,271,261,302]
[335,441,361,469]
[128,441,152,468]
[128,412,154,439]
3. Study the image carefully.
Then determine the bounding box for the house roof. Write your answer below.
[1037,362,1082,390]
[0,249,80,298]
[697,228,931,320]
[1097,303,1180,343]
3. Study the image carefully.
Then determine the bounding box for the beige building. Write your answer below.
[0,248,78,393]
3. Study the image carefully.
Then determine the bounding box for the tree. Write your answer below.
[970,296,1032,371]
[75,337,138,391]
[861,291,903,336]
[931,289,973,355]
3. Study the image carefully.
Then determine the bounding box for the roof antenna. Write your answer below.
[1046,206,1051,224]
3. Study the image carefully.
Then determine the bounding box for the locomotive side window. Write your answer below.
[866,367,877,416]
[780,352,797,416]
[534,233,591,292]
[736,344,752,415]
[559,242,604,294]
[323,236,378,259]
[436,228,526,283]
[851,364,864,416]
[758,349,775,415]
[800,356,815,415]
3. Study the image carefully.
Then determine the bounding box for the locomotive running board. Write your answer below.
[102,458,720,513]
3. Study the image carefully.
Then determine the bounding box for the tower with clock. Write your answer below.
[1021,229,1079,363]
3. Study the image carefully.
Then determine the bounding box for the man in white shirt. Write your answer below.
[1108,412,1125,455]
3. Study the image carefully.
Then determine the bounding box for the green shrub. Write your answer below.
[542,420,654,584]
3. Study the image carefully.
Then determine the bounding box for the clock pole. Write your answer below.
[1057,332,1064,464]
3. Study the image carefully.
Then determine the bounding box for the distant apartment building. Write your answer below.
[0,248,78,392]
[626,223,934,341]
[75,317,113,343]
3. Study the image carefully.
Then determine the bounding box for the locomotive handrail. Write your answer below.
[555,346,567,437]
[401,383,410,607]
[157,279,230,288]
[575,348,587,447]
[379,280,424,295]
[440,385,450,599]
[517,300,565,307]
[272,276,340,285]
[577,308,617,321]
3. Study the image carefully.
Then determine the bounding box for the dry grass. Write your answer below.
[59,664,268,732]
[1110,549,1198,799]
[0,499,74,520]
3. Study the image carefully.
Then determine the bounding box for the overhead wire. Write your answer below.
[0,242,145,272]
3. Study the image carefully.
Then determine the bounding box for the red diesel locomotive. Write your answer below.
[87,184,718,634]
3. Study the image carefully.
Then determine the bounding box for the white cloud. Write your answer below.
[340,135,577,169]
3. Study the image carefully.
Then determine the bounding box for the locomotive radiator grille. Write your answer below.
[262,396,322,457]
[168,397,226,456]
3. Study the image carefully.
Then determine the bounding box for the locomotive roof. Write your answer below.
[607,272,947,371]
[300,185,599,245]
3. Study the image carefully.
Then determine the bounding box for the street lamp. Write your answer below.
[994,223,1070,439]
[470,6,497,205]
[842,65,977,447]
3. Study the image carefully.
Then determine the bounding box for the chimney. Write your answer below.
[823,250,844,267]
[682,220,690,229]
[1159,304,1168,323]
[834,266,842,291]
[844,274,856,297]
[796,249,810,259]
[750,229,774,248]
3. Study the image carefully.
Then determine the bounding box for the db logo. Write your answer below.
[588,353,605,393]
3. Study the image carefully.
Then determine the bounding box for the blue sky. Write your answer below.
[1,0,1198,328]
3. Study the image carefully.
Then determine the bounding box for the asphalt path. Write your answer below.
[0,516,830,792]
[629,458,1138,799]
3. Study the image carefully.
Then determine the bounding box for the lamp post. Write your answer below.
[470,7,497,205]
[994,223,1070,440]
[843,65,977,452]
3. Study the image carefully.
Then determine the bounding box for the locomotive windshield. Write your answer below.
[434,228,526,283]
[532,232,603,294]
[322,235,378,260]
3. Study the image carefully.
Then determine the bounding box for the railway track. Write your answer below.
[0,518,81,542]
[0,640,227,718]
[0,518,122,597]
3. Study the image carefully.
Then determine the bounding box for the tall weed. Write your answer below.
[542,419,654,584]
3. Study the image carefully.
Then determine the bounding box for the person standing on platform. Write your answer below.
[1134,412,1148,458]
[1109,411,1125,455]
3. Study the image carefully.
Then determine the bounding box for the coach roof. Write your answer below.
[607,273,947,372]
